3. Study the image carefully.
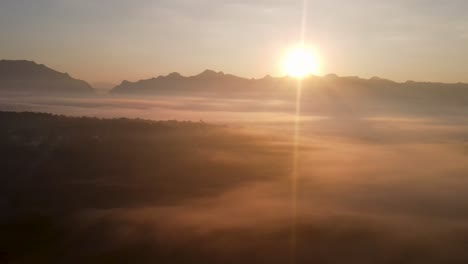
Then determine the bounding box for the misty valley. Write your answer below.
[1,60,468,263]
[2,108,468,263]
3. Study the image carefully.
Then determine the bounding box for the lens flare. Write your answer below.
[283,46,320,78]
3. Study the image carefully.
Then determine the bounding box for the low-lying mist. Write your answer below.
[1,102,468,263]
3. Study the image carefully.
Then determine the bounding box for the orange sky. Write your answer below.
[1,0,467,84]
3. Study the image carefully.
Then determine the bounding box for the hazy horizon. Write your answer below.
[4,59,468,87]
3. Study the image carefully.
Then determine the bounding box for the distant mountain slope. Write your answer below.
[112,70,255,96]
[110,70,468,99]
[110,70,468,111]
[0,60,94,95]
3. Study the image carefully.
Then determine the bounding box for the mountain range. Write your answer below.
[111,69,468,111]
[2,60,468,110]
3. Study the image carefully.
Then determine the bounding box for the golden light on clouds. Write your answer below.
[283,46,321,78]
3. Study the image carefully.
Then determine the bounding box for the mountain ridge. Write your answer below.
[0,60,94,95]
[2,60,468,103]
[110,69,468,100]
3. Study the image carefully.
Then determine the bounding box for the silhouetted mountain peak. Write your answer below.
[0,60,94,94]
[166,72,183,79]
[343,76,362,80]
[0,59,38,66]
[369,76,396,85]
[370,76,392,82]
[324,73,339,79]
[0,60,79,80]
[196,69,224,79]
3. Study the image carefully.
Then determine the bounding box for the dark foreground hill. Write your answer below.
[0,60,94,95]
[0,111,281,211]
[0,111,290,263]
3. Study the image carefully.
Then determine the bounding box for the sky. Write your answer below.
[1,0,468,84]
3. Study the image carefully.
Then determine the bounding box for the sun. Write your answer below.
[283,46,320,78]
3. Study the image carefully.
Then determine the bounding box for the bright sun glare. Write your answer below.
[283,46,320,78]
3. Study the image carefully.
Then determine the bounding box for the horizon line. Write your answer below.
[2,59,467,86]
